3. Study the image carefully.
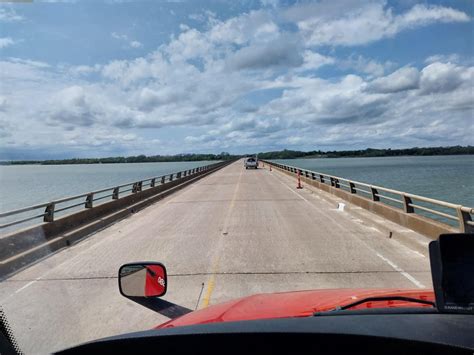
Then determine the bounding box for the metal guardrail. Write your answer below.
[262,160,474,233]
[0,162,224,231]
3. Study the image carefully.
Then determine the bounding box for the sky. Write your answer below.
[0,0,473,159]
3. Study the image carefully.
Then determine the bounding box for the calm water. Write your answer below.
[0,161,216,213]
[273,155,474,207]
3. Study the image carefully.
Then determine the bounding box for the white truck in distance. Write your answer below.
[244,157,258,169]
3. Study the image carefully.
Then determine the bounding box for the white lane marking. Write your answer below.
[268,170,426,289]
[375,252,425,288]
[410,250,426,258]
[14,279,39,294]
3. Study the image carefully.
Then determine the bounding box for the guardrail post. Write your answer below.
[305,171,309,178]
[311,172,316,180]
[349,182,356,194]
[320,175,325,183]
[330,177,335,187]
[402,194,414,213]
[150,178,155,187]
[132,182,142,193]
[370,187,379,201]
[169,174,173,181]
[161,176,165,184]
[183,170,187,177]
[457,207,473,233]
[85,193,93,208]
[334,179,340,188]
[44,203,55,222]
[112,187,119,199]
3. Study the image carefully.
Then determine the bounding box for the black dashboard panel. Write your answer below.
[58,313,474,354]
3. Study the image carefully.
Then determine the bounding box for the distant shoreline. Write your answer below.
[1,146,472,165]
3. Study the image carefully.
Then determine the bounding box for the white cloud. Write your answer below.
[419,62,471,94]
[0,37,15,49]
[298,51,335,71]
[66,64,101,76]
[130,41,143,48]
[0,8,23,22]
[340,55,396,78]
[111,32,127,41]
[208,10,279,45]
[367,67,420,93]
[397,4,470,28]
[425,54,461,64]
[188,13,205,22]
[290,1,470,46]
[111,32,143,49]
[226,34,302,70]
[48,86,97,127]
[8,57,50,68]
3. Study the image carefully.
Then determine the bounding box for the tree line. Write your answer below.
[5,146,473,165]
[7,152,236,165]
[256,146,474,159]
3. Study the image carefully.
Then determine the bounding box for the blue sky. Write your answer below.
[0,0,473,159]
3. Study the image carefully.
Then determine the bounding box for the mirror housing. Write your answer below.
[119,262,167,298]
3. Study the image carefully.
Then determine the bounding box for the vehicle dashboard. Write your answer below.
[58,312,474,354]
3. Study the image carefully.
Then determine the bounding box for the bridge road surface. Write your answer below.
[0,159,433,354]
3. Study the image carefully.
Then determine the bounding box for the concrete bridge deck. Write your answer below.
[0,159,433,354]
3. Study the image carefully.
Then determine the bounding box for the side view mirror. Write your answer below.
[119,262,167,298]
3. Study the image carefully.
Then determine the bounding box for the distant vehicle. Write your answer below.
[244,157,258,169]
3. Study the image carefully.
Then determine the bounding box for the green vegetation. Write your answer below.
[4,146,473,165]
[257,146,474,159]
[8,152,237,165]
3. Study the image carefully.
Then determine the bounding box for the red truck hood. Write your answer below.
[157,288,434,329]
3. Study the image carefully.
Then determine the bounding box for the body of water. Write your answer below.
[273,155,474,208]
[0,161,216,213]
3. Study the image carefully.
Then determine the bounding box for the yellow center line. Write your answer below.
[200,163,243,308]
